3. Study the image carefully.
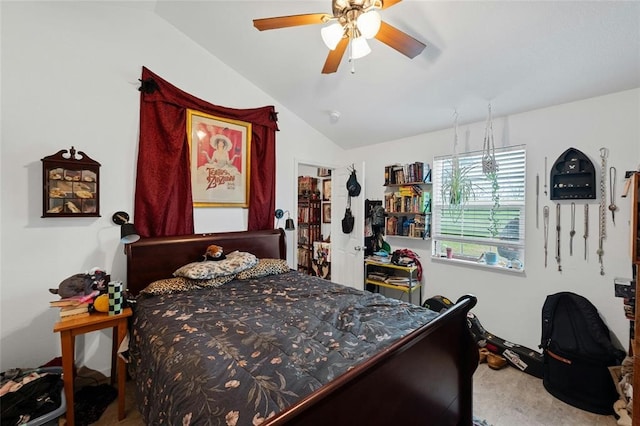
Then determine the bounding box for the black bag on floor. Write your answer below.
[540,292,625,415]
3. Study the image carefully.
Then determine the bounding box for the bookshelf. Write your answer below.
[297,191,321,275]
[383,162,431,240]
[364,258,421,305]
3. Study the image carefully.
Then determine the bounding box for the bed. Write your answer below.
[125,229,478,425]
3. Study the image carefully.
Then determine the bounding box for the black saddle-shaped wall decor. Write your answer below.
[550,148,596,200]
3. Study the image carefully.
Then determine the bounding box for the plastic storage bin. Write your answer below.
[24,367,66,426]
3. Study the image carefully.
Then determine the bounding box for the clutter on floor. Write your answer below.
[0,367,64,425]
[610,356,633,425]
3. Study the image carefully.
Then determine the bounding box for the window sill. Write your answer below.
[431,255,525,274]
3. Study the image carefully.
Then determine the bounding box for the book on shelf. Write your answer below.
[386,277,411,287]
[384,162,429,185]
[367,272,389,281]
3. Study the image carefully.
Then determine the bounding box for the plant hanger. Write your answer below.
[482,104,498,176]
[441,110,476,222]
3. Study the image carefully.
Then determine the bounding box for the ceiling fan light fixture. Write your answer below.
[321,22,345,50]
[351,36,371,59]
[356,10,381,39]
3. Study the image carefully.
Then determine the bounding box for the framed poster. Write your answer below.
[187,109,251,207]
[322,202,331,223]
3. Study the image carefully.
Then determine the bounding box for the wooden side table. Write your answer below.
[53,307,132,426]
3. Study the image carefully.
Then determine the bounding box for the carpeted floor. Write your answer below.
[473,417,492,426]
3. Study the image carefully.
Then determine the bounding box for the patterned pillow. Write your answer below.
[173,251,258,279]
[197,274,236,288]
[236,258,291,280]
[139,277,199,296]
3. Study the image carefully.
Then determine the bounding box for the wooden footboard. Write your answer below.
[265,294,478,426]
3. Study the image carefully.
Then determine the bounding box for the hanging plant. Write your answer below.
[486,170,500,238]
[483,104,500,237]
[443,158,476,203]
[441,112,477,222]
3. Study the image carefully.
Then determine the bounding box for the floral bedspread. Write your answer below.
[129,270,438,426]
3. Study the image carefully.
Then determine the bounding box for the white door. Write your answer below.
[330,162,365,289]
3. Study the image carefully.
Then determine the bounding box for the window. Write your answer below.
[432,145,526,270]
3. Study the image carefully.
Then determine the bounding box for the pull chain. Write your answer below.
[543,206,549,268]
[555,203,562,272]
[598,148,607,275]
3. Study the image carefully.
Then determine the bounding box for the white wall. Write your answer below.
[347,88,640,352]
[0,1,342,372]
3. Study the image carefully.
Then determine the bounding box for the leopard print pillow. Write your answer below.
[140,275,238,296]
[140,277,198,296]
[174,251,258,279]
[236,258,290,280]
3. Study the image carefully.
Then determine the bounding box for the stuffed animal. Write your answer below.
[204,245,226,261]
[49,267,109,298]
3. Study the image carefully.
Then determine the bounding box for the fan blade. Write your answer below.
[322,37,349,74]
[253,13,329,31]
[375,21,426,58]
[381,0,402,10]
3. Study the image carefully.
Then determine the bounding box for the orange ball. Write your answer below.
[93,293,110,312]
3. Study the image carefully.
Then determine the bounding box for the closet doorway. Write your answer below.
[296,163,333,280]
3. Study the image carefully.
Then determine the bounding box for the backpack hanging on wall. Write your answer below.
[342,196,354,234]
[540,292,625,415]
[346,165,361,197]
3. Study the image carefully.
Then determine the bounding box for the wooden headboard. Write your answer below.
[125,228,286,295]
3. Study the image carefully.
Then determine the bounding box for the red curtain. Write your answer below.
[135,67,278,237]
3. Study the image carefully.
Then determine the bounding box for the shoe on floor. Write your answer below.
[487,352,507,370]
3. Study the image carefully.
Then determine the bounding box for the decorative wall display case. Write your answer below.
[41,147,101,217]
[550,148,596,200]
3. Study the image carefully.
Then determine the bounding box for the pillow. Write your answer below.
[236,258,290,280]
[139,277,199,296]
[197,274,236,288]
[140,275,239,296]
[174,251,258,279]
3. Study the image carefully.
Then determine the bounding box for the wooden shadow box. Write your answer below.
[41,147,100,217]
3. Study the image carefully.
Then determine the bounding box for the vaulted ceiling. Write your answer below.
[152,1,640,149]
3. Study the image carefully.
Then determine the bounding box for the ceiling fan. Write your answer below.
[253,0,426,74]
